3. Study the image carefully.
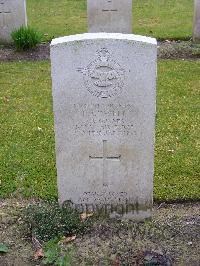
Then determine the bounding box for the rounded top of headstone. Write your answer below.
[51,33,157,47]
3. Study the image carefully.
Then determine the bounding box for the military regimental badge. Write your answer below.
[77,48,125,98]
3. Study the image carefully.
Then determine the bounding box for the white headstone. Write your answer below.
[50,33,157,220]
[0,0,27,43]
[193,0,200,43]
[88,0,132,33]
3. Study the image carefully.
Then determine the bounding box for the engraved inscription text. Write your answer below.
[73,103,137,137]
[0,2,11,27]
[102,0,118,12]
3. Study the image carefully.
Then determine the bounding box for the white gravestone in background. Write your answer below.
[88,0,132,33]
[193,0,200,43]
[51,33,157,220]
[0,0,27,43]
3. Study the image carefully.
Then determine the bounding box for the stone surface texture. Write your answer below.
[193,0,200,43]
[88,0,132,33]
[0,0,27,43]
[51,33,157,220]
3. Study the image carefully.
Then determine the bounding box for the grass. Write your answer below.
[133,0,193,40]
[0,60,199,201]
[27,0,87,42]
[11,26,42,51]
[0,62,56,199]
[26,0,193,41]
[155,60,200,201]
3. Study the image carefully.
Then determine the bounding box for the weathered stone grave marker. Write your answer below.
[88,0,132,33]
[0,0,27,43]
[50,33,157,220]
[193,0,200,43]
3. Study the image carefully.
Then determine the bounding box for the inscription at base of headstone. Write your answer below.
[0,0,27,43]
[50,33,157,220]
[193,0,200,43]
[88,0,132,33]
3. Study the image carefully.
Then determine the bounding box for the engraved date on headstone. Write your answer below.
[73,103,137,137]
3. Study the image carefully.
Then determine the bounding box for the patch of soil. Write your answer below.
[158,40,200,60]
[0,199,199,266]
[0,43,50,62]
[74,203,200,265]
[0,40,200,62]
[0,199,37,266]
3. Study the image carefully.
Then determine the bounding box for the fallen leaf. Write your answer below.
[32,236,42,250]
[60,235,76,244]
[112,257,120,266]
[80,212,94,221]
[3,96,9,103]
[34,248,44,260]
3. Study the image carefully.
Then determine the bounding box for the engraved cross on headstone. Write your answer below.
[102,0,118,12]
[0,1,11,27]
[89,140,121,186]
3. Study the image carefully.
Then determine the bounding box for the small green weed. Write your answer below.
[191,43,200,56]
[11,26,42,50]
[0,243,9,253]
[42,238,60,265]
[42,238,74,266]
[24,201,89,242]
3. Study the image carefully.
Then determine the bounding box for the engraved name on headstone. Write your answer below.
[50,33,157,220]
[0,2,12,27]
[88,0,132,33]
[0,0,27,43]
